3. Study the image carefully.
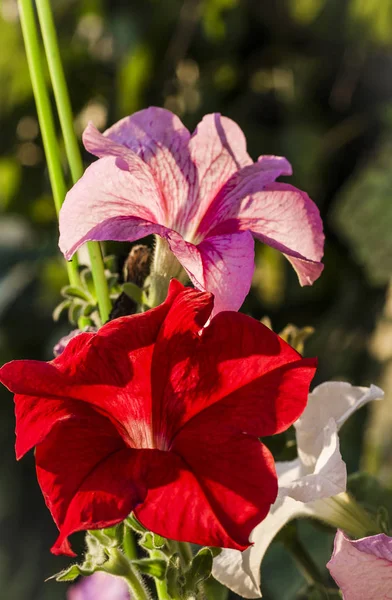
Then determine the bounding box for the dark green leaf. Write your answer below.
[184,547,213,593]
[166,553,182,599]
[132,558,167,580]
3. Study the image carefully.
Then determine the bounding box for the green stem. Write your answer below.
[123,523,138,561]
[122,570,151,600]
[177,541,193,568]
[106,548,150,600]
[17,0,80,288]
[150,550,172,600]
[34,0,112,323]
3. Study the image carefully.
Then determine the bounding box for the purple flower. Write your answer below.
[59,108,324,313]
[327,529,392,599]
[53,327,96,357]
[67,572,130,600]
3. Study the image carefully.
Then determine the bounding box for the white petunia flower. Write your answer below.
[212,382,383,598]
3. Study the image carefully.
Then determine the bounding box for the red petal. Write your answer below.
[135,437,276,550]
[153,311,315,443]
[0,280,188,451]
[179,357,317,439]
[35,412,147,556]
[14,394,102,459]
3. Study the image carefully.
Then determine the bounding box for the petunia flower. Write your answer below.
[0,280,316,556]
[212,381,383,598]
[67,571,130,600]
[327,529,392,600]
[59,107,324,313]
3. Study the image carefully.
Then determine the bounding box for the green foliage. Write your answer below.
[201,0,238,40]
[289,0,327,25]
[183,547,213,595]
[349,0,392,44]
[333,140,392,285]
[348,472,392,531]
[139,531,167,552]
[131,558,167,579]
[53,257,121,325]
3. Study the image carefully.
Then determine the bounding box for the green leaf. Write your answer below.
[296,584,341,599]
[61,285,92,302]
[80,268,97,298]
[81,302,97,317]
[376,506,390,535]
[123,282,144,305]
[52,298,71,321]
[184,547,213,593]
[125,513,147,534]
[132,558,167,580]
[166,553,182,599]
[104,255,118,273]
[348,472,392,528]
[208,547,222,558]
[139,531,166,551]
[88,526,123,548]
[203,577,230,600]
[68,301,86,325]
[48,561,96,582]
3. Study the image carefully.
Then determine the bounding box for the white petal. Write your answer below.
[280,419,346,502]
[295,382,383,469]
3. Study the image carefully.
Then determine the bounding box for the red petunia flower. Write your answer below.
[0,281,316,556]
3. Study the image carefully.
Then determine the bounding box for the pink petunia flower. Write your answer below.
[67,572,130,600]
[59,108,324,314]
[327,530,392,600]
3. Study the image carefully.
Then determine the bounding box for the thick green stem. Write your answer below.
[17,0,80,288]
[35,0,112,323]
[106,548,150,600]
[123,523,138,561]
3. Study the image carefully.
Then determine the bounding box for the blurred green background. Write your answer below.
[1,0,392,598]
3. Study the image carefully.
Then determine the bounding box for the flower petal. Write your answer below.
[212,461,309,598]
[67,571,130,600]
[0,280,185,453]
[96,107,194,232]
[135,435,276,551]
[183,113,252,235]
[151,296,316,442]
[34,412,145,556]
[279,419,347,502]
[96,110,254,237]
[59,155,166,259]
[202,178,324,286]
[171,410,277,550]
[327,530,392,600]
[167,230,255,314]
[295,382,383,470]
[198,156,293,235]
